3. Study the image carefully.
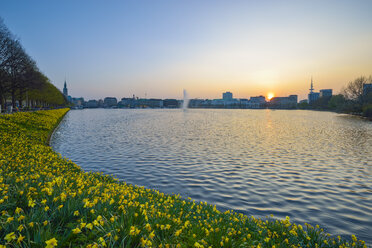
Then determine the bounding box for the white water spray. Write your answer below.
[182,89,189,110]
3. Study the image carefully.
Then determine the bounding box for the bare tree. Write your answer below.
[0,18,12,107]
[0,18,66,109]
[6,39,29,107]
[342,76,372,103]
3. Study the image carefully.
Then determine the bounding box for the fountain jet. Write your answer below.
[182,89,189,110]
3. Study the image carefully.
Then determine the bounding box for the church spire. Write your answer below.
[63,79,68,97]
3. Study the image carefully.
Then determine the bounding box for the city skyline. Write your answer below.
[61,78,326,102]
[1,1,371,100]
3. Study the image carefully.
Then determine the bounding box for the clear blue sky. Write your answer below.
[1,0,372,100]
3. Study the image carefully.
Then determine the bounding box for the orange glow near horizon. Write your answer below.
[267,93,274,100]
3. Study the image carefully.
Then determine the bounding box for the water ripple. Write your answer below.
[51,109,372,245]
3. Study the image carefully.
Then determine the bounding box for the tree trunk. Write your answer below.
[11,88,16,108]
[26,91,29,108]
[0,94,3,112]
[19,90,23,109]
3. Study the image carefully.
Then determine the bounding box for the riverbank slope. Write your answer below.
[0,109,366,247]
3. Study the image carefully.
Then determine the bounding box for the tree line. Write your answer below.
[298,76,372,118]
[0,18,66,111]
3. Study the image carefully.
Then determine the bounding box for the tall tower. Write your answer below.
[63,80,68,97]
[309,76,314,93]
[308,76,320,104]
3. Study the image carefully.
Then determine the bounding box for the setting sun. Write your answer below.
[267,93,275,100]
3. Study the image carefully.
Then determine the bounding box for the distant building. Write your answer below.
[269,95,298,109]
[308,92,320,103]
[103,97,117,107]
[239,99,249,108]
[225,99,240,107]
[137,99,163,108]
[308,77,320,104]
[363,83,372,95]
[222,92,233,100]
[250,96,266,103]
[118,97,136,108]
[98,99,104,107]
[189,99,204,108]
[288,95,298,103]
[249,96,266,108]
[86,100,98,108]
[240,98,261,109]
[63,80,72,103]
[163,99,179,108]
[211,99,225,107]
[63,80,68,97]
[320,89,332,98]
[210,91,239,108]
[72,97,84,107]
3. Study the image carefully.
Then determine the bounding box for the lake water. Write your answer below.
[51,109,372,244]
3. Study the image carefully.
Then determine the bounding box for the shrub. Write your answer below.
[362,104,372,118]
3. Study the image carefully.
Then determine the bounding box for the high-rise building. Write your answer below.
[363,83,372,95]
[288,95,298,103]
[320,89,332,98]
[309,92,320,103]
[222,92,233,100]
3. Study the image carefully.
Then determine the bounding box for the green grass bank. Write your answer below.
[0,109,367,248]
